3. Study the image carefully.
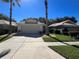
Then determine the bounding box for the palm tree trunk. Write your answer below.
[45,0,49,35]
[9,0,13,34]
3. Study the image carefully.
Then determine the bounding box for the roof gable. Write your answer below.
[49,20,76,27]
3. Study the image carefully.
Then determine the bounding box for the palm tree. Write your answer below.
[1,0,20,34]
[45,0,49,35]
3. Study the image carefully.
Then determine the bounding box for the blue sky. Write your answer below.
[0,0,79,23]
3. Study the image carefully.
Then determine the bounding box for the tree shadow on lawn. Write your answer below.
[49,35,79,49]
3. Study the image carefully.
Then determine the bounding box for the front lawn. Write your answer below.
[0,34,12,42]
[43,34,75,42]
[49,45,79,59]
[43,35,58,42]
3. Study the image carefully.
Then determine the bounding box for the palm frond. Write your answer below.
[15,0,21,7]
[1,0,10,2]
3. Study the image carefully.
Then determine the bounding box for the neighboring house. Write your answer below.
[49,20,79,34]
[18,19,46,34]
[0,20,17,34]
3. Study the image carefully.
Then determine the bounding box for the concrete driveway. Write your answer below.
[0,33,65,59]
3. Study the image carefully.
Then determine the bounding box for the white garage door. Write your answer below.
[18,24,43,34]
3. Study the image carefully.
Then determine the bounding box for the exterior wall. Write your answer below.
[0,24,17,35]
[18,24,45,33]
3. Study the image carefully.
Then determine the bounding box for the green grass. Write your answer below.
[43,34,75,42]
[0,35,12,42]
[55,34,73,41]
[49,45,79,59]
[43,35,58,42]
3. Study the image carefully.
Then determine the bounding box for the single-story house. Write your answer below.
[49,20,79,34]
[0,20,17,34]
[17,20,46,34]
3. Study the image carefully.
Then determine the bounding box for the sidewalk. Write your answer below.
[43,42,79,46]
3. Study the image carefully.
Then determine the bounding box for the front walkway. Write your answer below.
[0,33,65,59]
[44,42,79,46]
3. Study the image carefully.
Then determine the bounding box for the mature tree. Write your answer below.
[63,16,77,23]
[0,13,3,16]
[55,18,64,22]
[39,17,46,23]
[48,16,77,25]
[70,16,77,23]
[63,16,70,20]
[0,14,9,21]
[45,0,49,35]
[0,13,16,22]
[1,0,21,34]
[49,19,55,25]
[49,16,77,24]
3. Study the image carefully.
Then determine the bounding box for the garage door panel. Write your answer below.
[20,24,43,33]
